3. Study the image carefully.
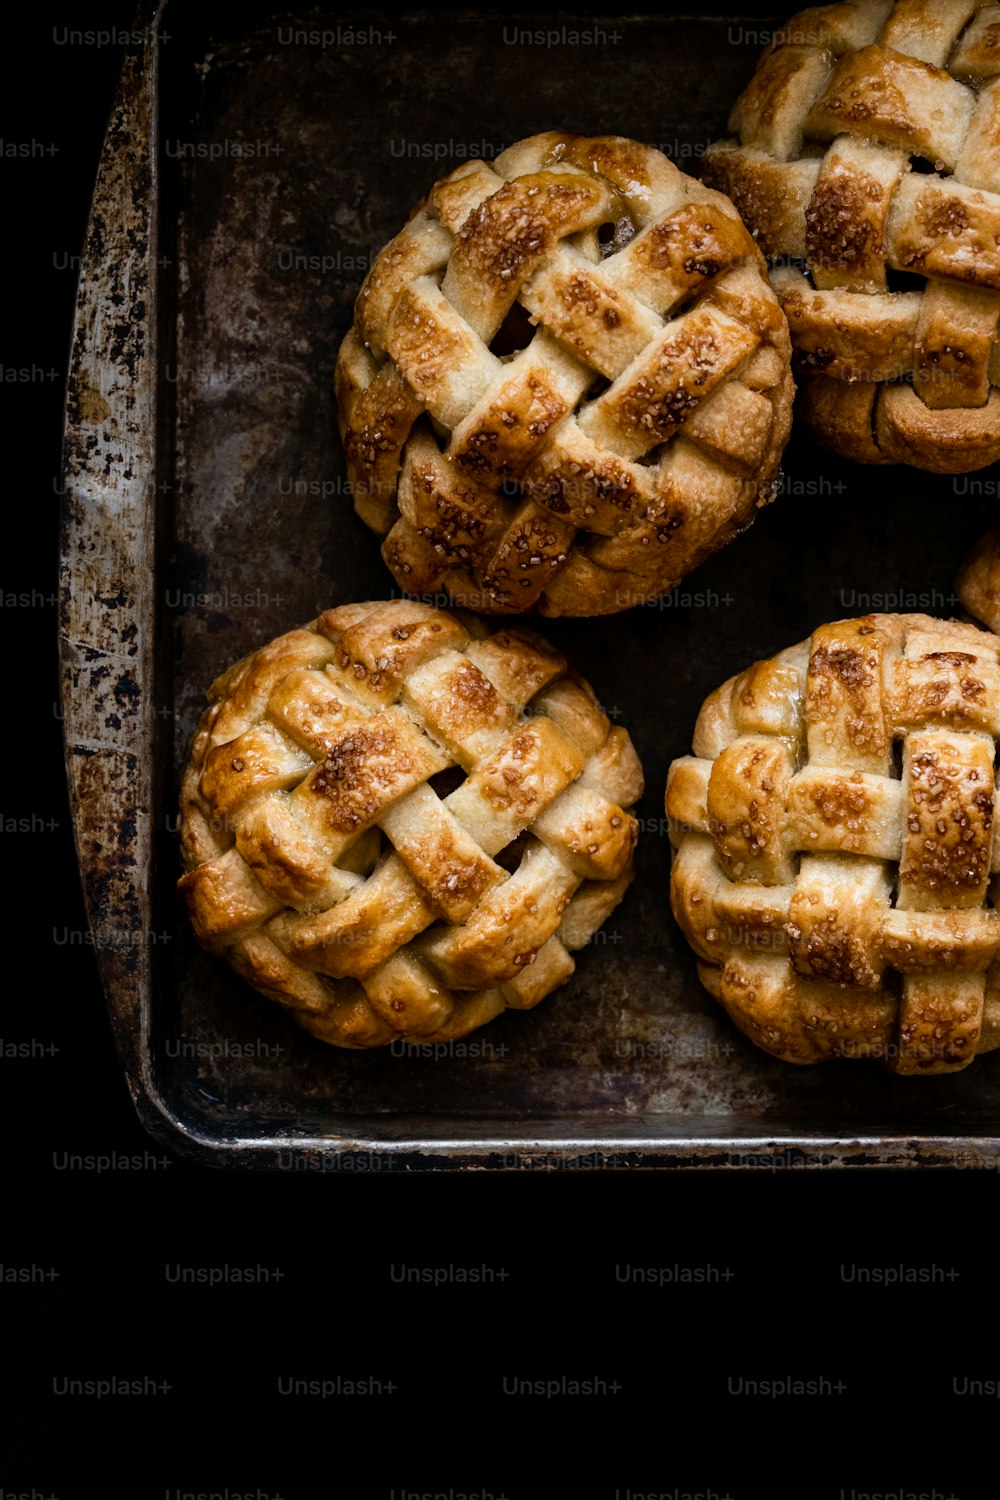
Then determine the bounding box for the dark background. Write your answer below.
[6,3,998,1494]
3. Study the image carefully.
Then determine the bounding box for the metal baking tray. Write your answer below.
[60,2,1000,1168]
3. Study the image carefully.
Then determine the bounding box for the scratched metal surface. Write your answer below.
[63,3,1000,1166]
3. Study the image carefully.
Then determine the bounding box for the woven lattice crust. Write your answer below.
[179,600,643,1048]
[335,132,794,616]
[703,0,1000,473]
[667,613,1000,1073]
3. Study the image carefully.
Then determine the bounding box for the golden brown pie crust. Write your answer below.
[178,600,643,1048]
[667,612,1000,1072]
[703,0,1000,473]
[335,131,794,616]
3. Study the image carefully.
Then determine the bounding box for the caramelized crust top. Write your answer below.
[179,600,643,1048]
[703,0,1000,473]
[335,132,794,616]
[666,612,1000,1073]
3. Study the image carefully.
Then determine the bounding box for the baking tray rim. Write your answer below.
[58,1,1000,1169]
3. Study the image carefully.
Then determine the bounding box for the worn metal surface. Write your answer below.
[62,5,1000,1168]
[59,0,165,1127]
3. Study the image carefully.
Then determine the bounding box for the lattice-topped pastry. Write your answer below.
[178,600,643,1048]
[703,0,1000,473]
[667,613,1000,1072]
[335,131,794,616]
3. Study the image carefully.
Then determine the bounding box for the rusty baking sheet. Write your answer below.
[60,3,1000,1168]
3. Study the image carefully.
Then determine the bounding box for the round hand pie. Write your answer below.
[666,613,1000,1073]
[178,600,643,1048]
[335,131,794,616]
[703,0,1000,473]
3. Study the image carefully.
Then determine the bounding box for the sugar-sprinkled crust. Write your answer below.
[178,600,643,1048]
[666,613,1000,1073]
[335,131,794,616]
[703,0,1000,473]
